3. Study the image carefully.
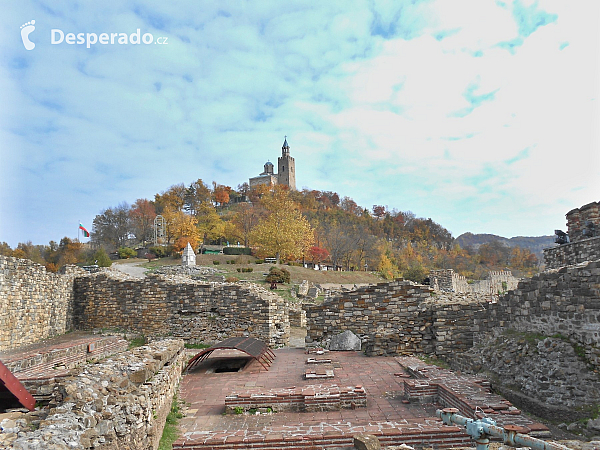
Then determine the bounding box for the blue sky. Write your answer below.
[1,0,599,246]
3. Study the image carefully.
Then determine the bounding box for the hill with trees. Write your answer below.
[1,180,543,280]
[456,233,555,261]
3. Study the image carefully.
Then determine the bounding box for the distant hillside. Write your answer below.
[456,233,555,261]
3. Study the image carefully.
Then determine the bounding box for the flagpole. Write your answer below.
[78,220,80,243]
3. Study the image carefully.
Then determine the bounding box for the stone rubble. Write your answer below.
[3,339,185,450]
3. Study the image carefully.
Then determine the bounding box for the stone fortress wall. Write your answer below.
[73,272,290,347]
[305,280,481,360]
[0,256,87,351]
[429,268,518,294]
[566,200,600,243]
[0,255,290,351]
[544,200,600,270]
[6,339,186,450]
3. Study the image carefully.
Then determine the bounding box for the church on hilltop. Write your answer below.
[249,137,296,190]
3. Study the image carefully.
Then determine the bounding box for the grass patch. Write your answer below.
[184,342,211,349]
[128,336,146,349]
[158,395,184,450]
[502,329,547,344]
[418,355,450,369]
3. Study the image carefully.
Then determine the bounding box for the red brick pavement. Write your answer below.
[174,349,469,449]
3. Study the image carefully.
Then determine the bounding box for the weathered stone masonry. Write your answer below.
[8,339,186,450]
[0,256,86,351]
[305,280,481,359]
[543,235,600,270]
[74,273,290,347]
[472,260,600,367]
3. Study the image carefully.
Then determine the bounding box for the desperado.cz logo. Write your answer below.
[20,20,168,50]
[52,29,168,48]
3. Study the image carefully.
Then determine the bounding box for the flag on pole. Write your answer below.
[79,223,90,238]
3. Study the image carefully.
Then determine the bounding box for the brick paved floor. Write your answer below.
[175,349,459,448]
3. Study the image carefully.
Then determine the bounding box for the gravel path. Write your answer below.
[112,261,147,278]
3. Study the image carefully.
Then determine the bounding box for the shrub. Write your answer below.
[118,247,137,259]
[266,266,291,284]
[223,247,252,255]
[145,253,157,262]
[45,262,59,273]
[236,268,242,272]
[149,246,171,258]
[92,248,112,267]
[243,267,253,273]
[226,276,239,282]
[213,260,220,265]
[254,259,264,264]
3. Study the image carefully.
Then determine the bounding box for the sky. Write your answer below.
[1,0,599,247]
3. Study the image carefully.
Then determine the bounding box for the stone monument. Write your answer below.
[182,243,196,266]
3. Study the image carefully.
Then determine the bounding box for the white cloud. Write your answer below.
[0,0,598,245]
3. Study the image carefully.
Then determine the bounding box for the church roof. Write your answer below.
[283,137,289,148]
[265,160,273,166]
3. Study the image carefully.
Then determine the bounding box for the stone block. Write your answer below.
[329,330,361,351]
[353,434,381,450]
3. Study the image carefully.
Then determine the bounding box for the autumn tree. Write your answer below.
[163,208,200,245]
[184,179,212,215]
[249,188,313,264]
[195,203,226,245]
[91,203,132,250]
[130,198,156,245]
[213,182,232,206]
[155,183,187,213]
[230,203,262,247]
[308,246,329,264]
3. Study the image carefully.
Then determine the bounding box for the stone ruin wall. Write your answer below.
[6,339,185,450]
[73,272,290,347]
[566,200,600,243]
[305,280,481,359]
[308,263,600,364]
[0,255,290,353]
[543,235,600,270]
[472,260,600,367]
[0,256,87,351]
[429,269,518,295]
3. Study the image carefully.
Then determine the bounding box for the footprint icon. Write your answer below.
[20,20,35,50]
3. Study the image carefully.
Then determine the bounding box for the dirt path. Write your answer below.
[112,261,147,278]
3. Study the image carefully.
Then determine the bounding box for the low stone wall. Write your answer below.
[225,384,366,413]
[543,235,600,269]
[305,280,433,356]
[74,273,290,347]
[7,339,185,450]
[0,256,86,351]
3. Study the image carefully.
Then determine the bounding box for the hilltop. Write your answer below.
[456,233,555,261]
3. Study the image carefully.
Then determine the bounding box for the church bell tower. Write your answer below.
[277,136,296,190]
